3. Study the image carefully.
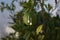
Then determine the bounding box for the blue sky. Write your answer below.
[0,0,23,38]
[0,0,60,38]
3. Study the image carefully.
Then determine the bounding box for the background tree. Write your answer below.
[0,0,60,40]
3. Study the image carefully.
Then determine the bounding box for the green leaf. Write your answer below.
[20,0,33,8]
[20,2,28,8]
[6,4,11,10]
[11,3,15,10]
[11,24,20,31]
[42,0,44,4]
[48,4,52,11]
[23,31,30,40]
[1,7,4,12]
[36,25,43,35]
[55,0,57,5]
[18,37,25,40]
[1,2,4,6]
[38,35,45,40]
[55,27,60,30]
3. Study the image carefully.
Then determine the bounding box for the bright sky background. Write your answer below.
[0,0,60,39]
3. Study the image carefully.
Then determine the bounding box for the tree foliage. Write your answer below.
[0,0,60,40]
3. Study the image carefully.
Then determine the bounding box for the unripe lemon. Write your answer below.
[23,13,37,25]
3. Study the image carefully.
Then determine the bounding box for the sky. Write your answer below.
[0,0,22,38]
[0,0,60,39]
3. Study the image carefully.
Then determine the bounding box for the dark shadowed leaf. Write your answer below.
[48,4,52,11]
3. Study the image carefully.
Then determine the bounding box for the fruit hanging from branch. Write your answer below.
[23,11,37,26]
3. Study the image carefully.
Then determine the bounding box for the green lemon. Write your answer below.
[23,13,37,25]
[36,25,43,35]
